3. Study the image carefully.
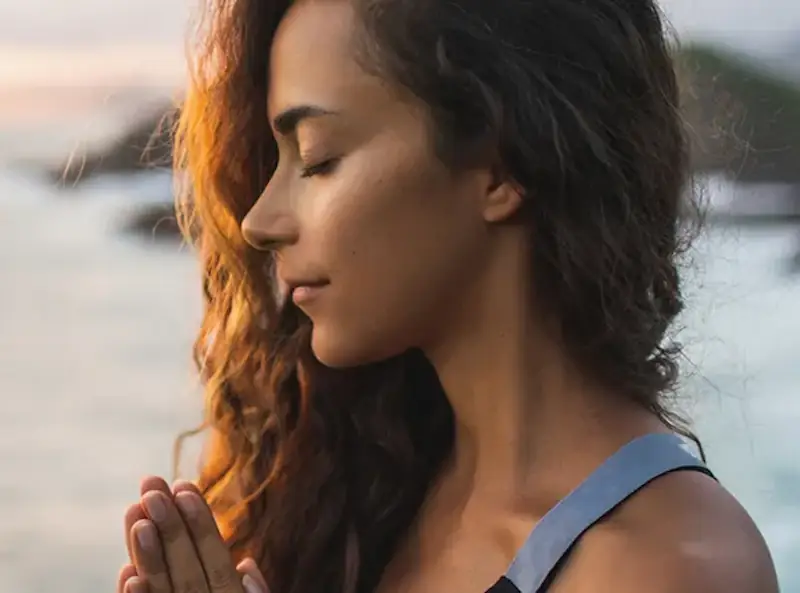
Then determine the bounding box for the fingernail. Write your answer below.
[175,492,200,519]
[242,574,264,593]
[171,479,195,493]
[135,521,158,552]
[142,492,167,522]
[127,576,148,593]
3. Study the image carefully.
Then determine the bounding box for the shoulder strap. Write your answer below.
[503,433,713,593]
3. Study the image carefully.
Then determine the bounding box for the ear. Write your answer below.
[481,174,524,223]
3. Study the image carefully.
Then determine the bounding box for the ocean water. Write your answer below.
[0,158,798,592]
[0,166,202,593]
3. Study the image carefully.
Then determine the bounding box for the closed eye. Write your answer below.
[300,158,340,178]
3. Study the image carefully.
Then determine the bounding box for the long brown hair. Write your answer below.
[173,1,699,592]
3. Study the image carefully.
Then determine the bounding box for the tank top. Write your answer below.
[485,433,714,592]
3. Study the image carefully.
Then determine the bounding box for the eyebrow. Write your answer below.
[272,105,337,136]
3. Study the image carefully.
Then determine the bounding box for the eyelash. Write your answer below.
[300,158,339,178]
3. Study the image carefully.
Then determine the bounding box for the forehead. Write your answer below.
[269,0,372,117]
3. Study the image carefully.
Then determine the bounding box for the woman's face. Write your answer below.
[242,0,513,367]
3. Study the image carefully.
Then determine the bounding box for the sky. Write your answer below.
[0,0,797,88]
[662,0,800,53]
[0,0,797,47]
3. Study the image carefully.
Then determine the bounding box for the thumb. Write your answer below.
[237,557,270,593]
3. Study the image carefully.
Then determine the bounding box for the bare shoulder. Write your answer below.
[549,470,780,593]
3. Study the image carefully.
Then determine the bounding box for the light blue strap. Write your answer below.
[505,433,711,592]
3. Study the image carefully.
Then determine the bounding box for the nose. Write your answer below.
[241,199,300,251]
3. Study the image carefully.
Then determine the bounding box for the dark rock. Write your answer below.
[678,44,800,184]
[119,202,183,242]
[51,103,179,185]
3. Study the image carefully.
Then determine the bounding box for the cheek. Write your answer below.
[303,156,483,365]
[310,145,473,263]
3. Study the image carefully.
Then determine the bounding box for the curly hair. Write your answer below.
[173,1,700,593]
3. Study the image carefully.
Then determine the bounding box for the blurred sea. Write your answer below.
[0,1,798,591]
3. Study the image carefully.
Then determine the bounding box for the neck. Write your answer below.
[423,231,664,513]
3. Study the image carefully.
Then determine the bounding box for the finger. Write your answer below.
[141,476,172,497]
[171,479,202,497]
[118,563,138,593]
[236,558,269,593]
[124,575,150,593]
[130,519,172,593]
[142,490,210,593]
[174,490,241,593]
[125,503,147,562]
[129,475,170,563]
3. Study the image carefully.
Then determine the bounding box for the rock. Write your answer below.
[119,202,183,242]
[678,44,800,184]
[51,103,178,185]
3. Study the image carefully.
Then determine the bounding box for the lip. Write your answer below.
[289,280,329,305]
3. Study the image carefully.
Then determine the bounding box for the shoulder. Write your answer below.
[549,470,779,593]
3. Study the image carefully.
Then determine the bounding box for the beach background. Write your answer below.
[1,0,799,592]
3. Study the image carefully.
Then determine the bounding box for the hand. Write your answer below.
[116,477,269,593]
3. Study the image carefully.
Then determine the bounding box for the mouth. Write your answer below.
[286,279,330,306]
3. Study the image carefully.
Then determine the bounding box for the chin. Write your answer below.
[309,322,404,369]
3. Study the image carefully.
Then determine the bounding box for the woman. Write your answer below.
[118,0,779,592]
